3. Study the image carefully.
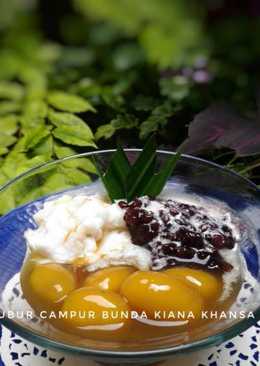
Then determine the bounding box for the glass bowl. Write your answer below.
[0,149,260,366]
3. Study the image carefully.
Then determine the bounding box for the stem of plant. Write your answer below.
[239,160,260,174]
[214,151,234,161]
[226,155,238,167]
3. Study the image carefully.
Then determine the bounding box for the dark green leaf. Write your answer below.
[126,136,156,201]
[108,145,130,188]
[132,157,156,197]
[97,138,181,201]
[144,152,181,197]
[96,146,130,201]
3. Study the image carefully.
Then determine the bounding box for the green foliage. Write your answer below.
[0,81,24,100]
[74,0,205,68]
[95,114,139,140]
[53,124,95,147]
[160,76,192,102]
[0,1,259,213]
[49,110,95,146]
[0,22,97,212]
[139,102,177,139]
[48,91,96,113]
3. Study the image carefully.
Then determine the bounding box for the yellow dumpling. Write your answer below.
[84,266,135,292]
[29,263,75,306]
[121,271,203,320]
[165,267,223,303]
[60,287,131,339]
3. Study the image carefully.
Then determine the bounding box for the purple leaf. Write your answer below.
[179,103,260,156]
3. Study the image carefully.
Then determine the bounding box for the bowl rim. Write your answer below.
[0,148,260,359]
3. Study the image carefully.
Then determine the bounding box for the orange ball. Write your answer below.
[121,271,203,320]
[84,266,135,292]
[165,267,223,304]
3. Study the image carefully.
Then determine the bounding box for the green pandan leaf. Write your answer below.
[144,152,181,197]
[126,136,156,201]
[107,145,130,190]
[48,91,96,113]
[132,157,156,198]
[96,146,130,201]
[95,137,181,202]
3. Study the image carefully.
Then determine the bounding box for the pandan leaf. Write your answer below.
[126,136,156,201]
[95,146,130,201]
[94,137,180,202]
[144,152,181,197]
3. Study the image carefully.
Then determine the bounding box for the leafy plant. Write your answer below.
[95,114,139,140]
[74,0,205,68]
[0,0,259,214]
[179,103,260,157]
[0,29,98,212]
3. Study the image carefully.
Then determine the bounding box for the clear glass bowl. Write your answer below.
[0,150,260,365]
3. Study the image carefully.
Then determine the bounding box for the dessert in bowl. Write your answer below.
[0,145,259,365]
